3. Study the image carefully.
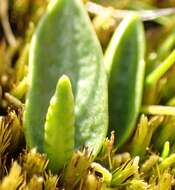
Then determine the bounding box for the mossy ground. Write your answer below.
[1,0,175,189]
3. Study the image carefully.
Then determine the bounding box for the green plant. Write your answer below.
[1,0,175,189]
[24,0,108,170]
[24,0,175,175]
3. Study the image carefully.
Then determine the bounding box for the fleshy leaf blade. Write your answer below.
[24,0,108,156]
[104,13,145,147]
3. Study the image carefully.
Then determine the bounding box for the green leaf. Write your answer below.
[104,14,145,147]
[24,0,108,156]
[44,75,75,172]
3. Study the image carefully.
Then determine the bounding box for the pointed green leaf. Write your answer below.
[24,0,108,156]
[44,75,74,172]
[104,14,145,147]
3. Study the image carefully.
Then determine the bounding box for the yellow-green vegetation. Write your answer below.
[1,0,175,189]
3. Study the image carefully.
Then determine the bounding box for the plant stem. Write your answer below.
[141,105,175,116]
[146,49,175,86]
[0,0,16,46]
[86,1,175,21]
